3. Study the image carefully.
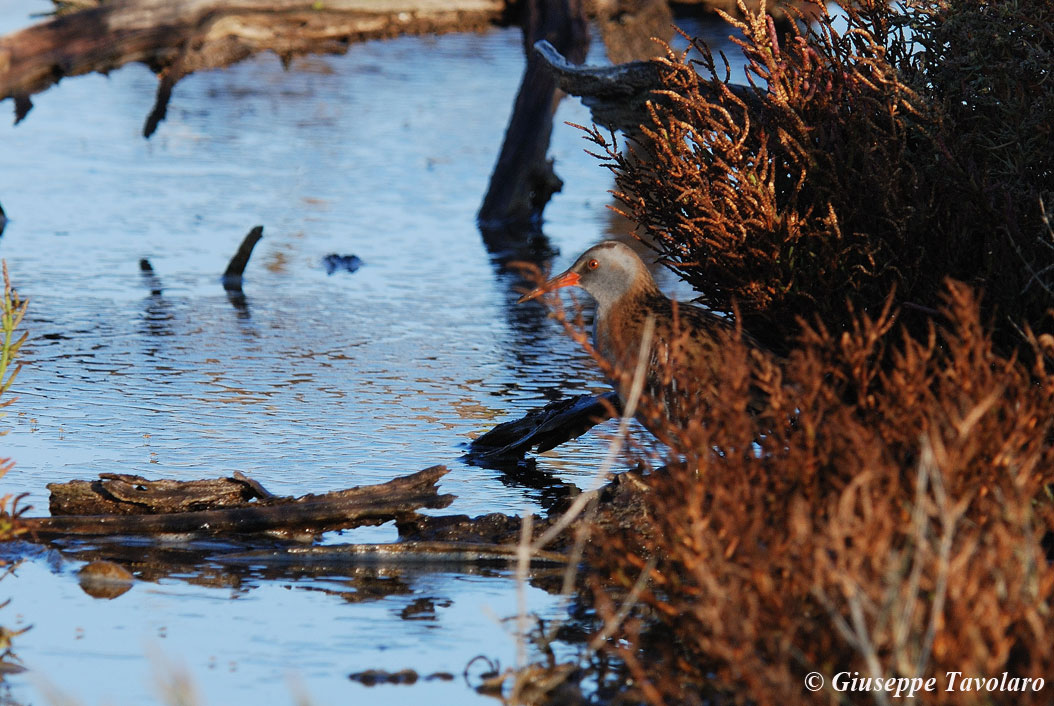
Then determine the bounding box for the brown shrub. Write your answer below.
[585,283,1054,705]
[565,2,1054,702]
[586,0,1054,352]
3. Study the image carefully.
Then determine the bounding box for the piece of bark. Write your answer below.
[27,466,452,538]
[477,0,589,229]
[0,0,511,128]
[468,391,619,460]
[349,669,421,686]
[231,470,276,499]
[48,472,272,515]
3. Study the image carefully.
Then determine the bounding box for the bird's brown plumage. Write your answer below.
[520,241,760,440]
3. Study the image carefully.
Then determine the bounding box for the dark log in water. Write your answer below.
[477,0,589,229]
[531,38,664,133]
[468,391,619,460]
[27,466,658,590]
[0,0,512,132]
[25,465,453,538]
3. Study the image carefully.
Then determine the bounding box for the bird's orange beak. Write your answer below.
[517,270,581,303]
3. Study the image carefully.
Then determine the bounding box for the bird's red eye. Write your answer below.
[587,259,599,270]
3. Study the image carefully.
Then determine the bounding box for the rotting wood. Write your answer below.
[533,38,761,132]
[26,465,452,538]
[467,391,619,461]
[21,466,658,586]
[349,669,455,686]
[397,511,534,544]
[0,0,513,133]
[48,470,271,516]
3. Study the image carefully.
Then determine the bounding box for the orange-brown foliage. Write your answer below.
[587,0,1054,352]
[569,1,1054,702]
[586,284,1054,705]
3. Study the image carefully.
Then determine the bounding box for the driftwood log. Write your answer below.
[21,462,655,594]
[26,465,452,538]
[0,0,513,132]
[48,470,271,515]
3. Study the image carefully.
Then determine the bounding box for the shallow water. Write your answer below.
[0,4,746,703]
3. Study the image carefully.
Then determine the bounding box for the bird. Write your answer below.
[518,240,761,441]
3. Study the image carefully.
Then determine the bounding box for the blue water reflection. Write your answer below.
[0,6,747,703]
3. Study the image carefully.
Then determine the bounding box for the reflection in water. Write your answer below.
[77,560,135,599]
[138,258,163,296]
[0,9,749,705]
[464,452,579,513]
[479,222,557,267]
[54,535,565,611]
[139,258,176,341]
[224,287,252,319]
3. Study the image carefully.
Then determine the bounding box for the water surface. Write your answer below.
[0,6,746,703]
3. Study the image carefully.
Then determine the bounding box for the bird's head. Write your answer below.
[518,241,656,309]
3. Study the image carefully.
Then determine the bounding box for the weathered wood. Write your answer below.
[48,472,269,515]
[477,0,589,230]
[0,0,512,130]
[26,465,452,538]
[468,391,619,460]
[533,38,761,132]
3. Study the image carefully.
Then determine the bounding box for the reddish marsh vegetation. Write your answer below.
[587,0,1054,351]
[568,0,1054,704]
[586,285,1054,705]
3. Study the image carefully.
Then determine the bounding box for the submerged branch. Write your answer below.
[222,225,263,290]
